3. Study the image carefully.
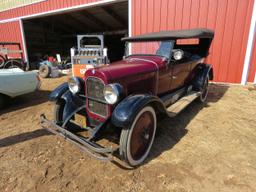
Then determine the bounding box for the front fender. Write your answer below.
[49,82,68,102]
[111,94,166,128]
[61,91,85,124]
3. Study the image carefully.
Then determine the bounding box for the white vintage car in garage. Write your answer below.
[0,68,41,108]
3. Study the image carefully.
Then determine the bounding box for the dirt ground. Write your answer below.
[0,76,256,192]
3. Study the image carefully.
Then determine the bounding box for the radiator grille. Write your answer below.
[86,77,107,117]
[86,77,105,100]
[88,99,107,117]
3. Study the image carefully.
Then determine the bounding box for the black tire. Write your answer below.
[54,100,65,126]
[119,106,157,167]
[39,65,51,78]
[198,76,209,103]
[4,60,23,69]
[0,94,7,109]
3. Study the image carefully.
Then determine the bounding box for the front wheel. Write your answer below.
[119,106,157,167]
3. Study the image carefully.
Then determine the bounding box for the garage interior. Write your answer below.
[22,0,128,67]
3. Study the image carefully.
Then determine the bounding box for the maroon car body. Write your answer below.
[84,53,204,122]
[41,28,214,167]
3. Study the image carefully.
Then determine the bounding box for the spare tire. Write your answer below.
[39,65,51,78]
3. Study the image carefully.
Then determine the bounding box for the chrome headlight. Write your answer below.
[68,77,80,94]
[103,84,122,104]
[173,49,184,61]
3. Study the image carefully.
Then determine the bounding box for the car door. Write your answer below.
[169,61,191,90]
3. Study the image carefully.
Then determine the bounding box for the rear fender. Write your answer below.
[193,64,213,90]
[111,94,166,128]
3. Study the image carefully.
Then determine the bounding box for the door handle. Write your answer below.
[172,76,177,79]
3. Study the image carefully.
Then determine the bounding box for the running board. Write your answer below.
[167,91,201,117]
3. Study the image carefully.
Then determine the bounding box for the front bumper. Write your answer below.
[40,114,114,161]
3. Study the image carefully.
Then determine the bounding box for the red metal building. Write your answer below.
[0,0,255,84]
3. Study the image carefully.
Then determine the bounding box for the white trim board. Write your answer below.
[0,0,47,13]
[241,0,256,85]
[128,0,132,54]
[19,19,28,63]
[0,0,125,23]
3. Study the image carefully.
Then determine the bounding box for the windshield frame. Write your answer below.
[124,40,175,60]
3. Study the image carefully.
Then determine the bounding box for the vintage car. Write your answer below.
[41,28,214,167]
[0,68,41,109]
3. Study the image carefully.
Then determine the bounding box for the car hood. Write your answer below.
[94,56,166,81]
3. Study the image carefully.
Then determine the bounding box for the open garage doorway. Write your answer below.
[22,0,128,69]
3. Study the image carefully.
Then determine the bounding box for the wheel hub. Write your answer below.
[130,111,155,160]
[141,127,150,141]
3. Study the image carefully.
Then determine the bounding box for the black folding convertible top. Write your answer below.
[122,28,214,42]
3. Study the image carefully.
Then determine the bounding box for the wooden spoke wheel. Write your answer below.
[199,76,209,102]
[120,106,156,167]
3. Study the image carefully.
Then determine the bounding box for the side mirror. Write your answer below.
[172,49,184,61]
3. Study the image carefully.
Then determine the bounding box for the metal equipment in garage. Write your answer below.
[71,35,109,78]
[0,42,28,70]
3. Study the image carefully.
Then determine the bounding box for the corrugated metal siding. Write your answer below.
[248,41,256,82]
[0,0,100,21]
[132,0,254,83]
[0,21,24,58]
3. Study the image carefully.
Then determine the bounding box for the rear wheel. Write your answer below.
[198,76,209,103]
[119,106,157,167]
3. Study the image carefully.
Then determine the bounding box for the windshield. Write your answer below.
[125,40,174,59]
